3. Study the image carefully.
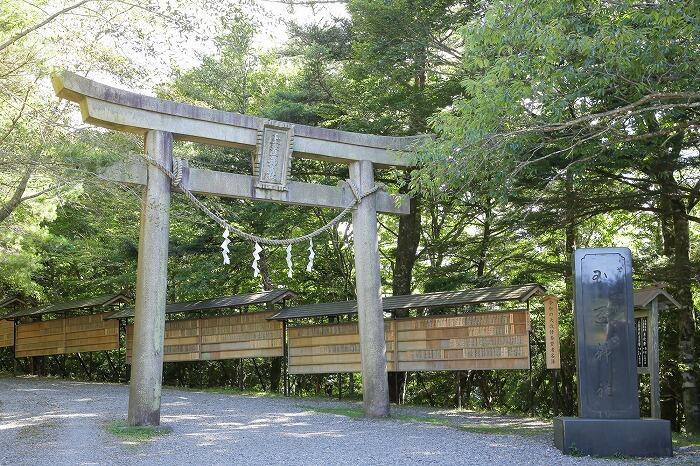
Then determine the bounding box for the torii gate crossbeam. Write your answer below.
[53,71,418,425]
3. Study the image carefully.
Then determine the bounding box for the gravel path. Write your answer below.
[0,376,694,465]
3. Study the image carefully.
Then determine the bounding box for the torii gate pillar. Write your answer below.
[128,130,172,426]
[351,160,390,417]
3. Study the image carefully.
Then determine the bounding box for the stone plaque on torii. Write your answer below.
[53,71,419,425]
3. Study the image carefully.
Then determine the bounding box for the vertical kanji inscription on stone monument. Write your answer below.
[574,248,639,419]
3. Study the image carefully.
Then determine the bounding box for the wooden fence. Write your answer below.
[288,310,530,374]
[126,311,283,363]
[15,313,119,357]
[0,320,13,348]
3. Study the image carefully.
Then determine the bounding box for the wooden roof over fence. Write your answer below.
[2,293,130,320]
[0,296,26,309]
[269,284,546,321]
[107,289,296,320]
[633,285,680,310]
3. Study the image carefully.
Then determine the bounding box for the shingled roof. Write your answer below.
[268,284,546,321]
[2,293,130,319]
[633,286,680,310]
[107,289,296,320]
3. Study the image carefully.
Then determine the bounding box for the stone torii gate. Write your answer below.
[52,71,418,425]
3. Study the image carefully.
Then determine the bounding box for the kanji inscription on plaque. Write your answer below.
[254,123,294,191]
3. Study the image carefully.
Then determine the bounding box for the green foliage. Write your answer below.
[416,0,699,195]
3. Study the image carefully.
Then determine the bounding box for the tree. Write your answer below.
[0,0,228,298]
[419,0,700,431]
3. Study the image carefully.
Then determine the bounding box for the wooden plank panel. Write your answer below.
[288,334,361,348]
[289,343,361,356]
[17,348,67,357]
[398,324,527,341]
[163,353,201,362]
[0,320,13,347]
[200,339,283,352]
[162,336,200,346]
[287,310,530,374]
[15,313,118,357]
[65,329,118,341]
[398,358,530,371]
[125,311,283,363]
[199,330,281,343]
[287,321,393,374]
[289,323,359,337]
[395,311,527,330]
[398,335,528,351]
[164,344,199,353]
[200,348,282,360]
[543,296,561,369]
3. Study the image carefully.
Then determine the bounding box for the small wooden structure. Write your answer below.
[1,293,130,358]
[633,285,680,419]
[108,289,295,363]
[270,284,545,376]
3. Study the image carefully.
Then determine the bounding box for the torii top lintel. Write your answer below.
[52,71,420,168]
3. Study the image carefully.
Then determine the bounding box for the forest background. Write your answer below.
[1,0,698,433]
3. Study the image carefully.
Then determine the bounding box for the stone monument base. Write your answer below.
[554,417,672,457]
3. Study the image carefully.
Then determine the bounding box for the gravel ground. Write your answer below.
[0,376,695,465]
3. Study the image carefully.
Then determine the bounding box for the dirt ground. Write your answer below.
[0,376,695,465]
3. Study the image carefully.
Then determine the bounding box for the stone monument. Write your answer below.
[554,247,672,457]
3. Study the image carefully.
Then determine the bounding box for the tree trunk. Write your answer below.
[0,167,32,223]
[670,197,700,433]
[560,169,577,416]
[270,357,282,393]
[476,199,493,278]
[258,250,283,393]
[392,182,420,297]
[654,126,699,433]
[389,176,421,403]
[658,195,675,256]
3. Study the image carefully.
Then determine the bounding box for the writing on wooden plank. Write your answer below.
[287,322,395,374]
[15,313,119,357]
[288,310,530,374]
[543,296,561,369]
[0,320,14,347]
[125,311,283,363]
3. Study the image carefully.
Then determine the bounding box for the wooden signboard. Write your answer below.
[15,313,119,357]
[287,322,395,375]
[543,296,561,369]
[288,310,530,374]
[635,315,649,370]
[126,311,283,363]
[0,320,14,348]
